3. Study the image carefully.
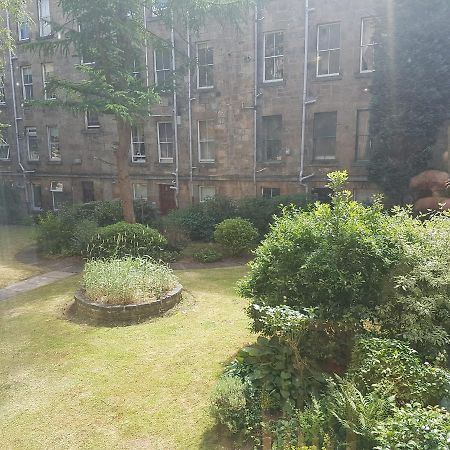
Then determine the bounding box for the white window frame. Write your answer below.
[26,127,39,161]
[21,66,33,100]
[198,120,215,163]
[31,183,43,210]
[50,181,64,211]
[196,42,214,89]
[262,187,281,199]
[157,121,174,163]
[263,31,284,83]
[0,75,5,104]
[360,17,378,73]
[316,23,341,78]
[199,186,216,202]
[47,126,61,161]
[0,128,10,160]
[153,48,171,86]
[85,111,100,129]
[131,125,146,163]
[38,0,52,37]
[18,22,31,41]
[133,183,148,201]
[42,63,56,100]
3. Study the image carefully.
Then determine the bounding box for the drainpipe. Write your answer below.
[187,18,194,205]
[253,4,258,195]
[143,6,150,89]
[299,0,315,190]
[170,11,179,208]
[6,11,30,209]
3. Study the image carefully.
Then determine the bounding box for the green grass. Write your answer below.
[0,266,253,449]
[0,225,42,288]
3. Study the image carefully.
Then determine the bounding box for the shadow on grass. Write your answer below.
[199,423,253,450]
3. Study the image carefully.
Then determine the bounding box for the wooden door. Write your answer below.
[159,184,176,215]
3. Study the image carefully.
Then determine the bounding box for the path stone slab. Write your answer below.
[0,271,76,301]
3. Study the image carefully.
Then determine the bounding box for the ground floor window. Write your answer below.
[199,186,216,202]
[0,127,10,160]
[31,184,42,210]
[262,187,281,199]
[82,181,95,203]
[50,181,64,210]
[133,183,148,201]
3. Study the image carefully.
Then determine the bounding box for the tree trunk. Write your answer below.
[116,117,136,223]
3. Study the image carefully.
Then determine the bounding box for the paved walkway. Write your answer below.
[0,252,83,302]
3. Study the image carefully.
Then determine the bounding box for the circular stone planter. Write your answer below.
[73,284,182,326]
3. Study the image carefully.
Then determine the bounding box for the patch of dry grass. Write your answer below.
[0,266,253,449]
[0,225,41,288]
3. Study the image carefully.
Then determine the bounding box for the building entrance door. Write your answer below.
[159,184,176,215]
[82,181,95,203]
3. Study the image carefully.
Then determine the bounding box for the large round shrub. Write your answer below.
[214,218,259,256]
[86,221,169,260]
[239,172,404,322]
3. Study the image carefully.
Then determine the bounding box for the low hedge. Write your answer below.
[86,222,170,261]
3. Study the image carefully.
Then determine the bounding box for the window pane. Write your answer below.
[362,18,377,45]
[329,23,340,48]
[361,45,375,72]
[318,51,329,75]
[265,34,275,57]
[0,128,9,159]
[329,49,340,74]
[32,185,42,208]
[318,26,329,51]
[273,57,283,79]
[274,32,284,54]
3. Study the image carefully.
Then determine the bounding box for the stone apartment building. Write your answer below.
[0,0,381,213]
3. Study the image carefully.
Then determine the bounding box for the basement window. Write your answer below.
[133,183,148,201]
[199,186,216,202]
[0,128,10,160]
[86,111,100,129]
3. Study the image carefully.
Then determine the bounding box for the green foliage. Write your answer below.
[368,0,450,203]
[239,171,403,322]
[349,338,450,407]
[214,218,258,256]
[82,257,178,305]
[167,196,237,241]
[36,211,74,255]
[235,336,324,411]
[326,378,395,449]
[192,247,223,263]
[373,404,450,450]
[236,193,311,237]
[70,219,99,255]
[0,183,29,225]
[86,222,169,261]
[73,200,123,226]
[377,211,450,360]
[210,376,248,434]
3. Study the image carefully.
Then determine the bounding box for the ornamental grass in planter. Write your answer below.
[82,257,178,305]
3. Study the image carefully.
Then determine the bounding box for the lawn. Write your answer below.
[0,266,253,449]
[0,225,42,288]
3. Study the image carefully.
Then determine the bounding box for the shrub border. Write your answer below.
[73,284,183,326]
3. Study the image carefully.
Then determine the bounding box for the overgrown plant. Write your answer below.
[82,257,178,305]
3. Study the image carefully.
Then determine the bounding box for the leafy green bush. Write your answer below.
[36,211,74,255]
[210,376,248,434]
[377,210,450,360]
[373,404,450,450]
[167,196,237,241]
[214,218,258,256]
[236,193,310,237]
[70,219,98,255]
[86,222,170,261]
[0,183,30,225]
[349,337,450,406]
[192,247,223,263]
[82,257,178,305]
[239,171,404,322]
[73,200,123,226]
